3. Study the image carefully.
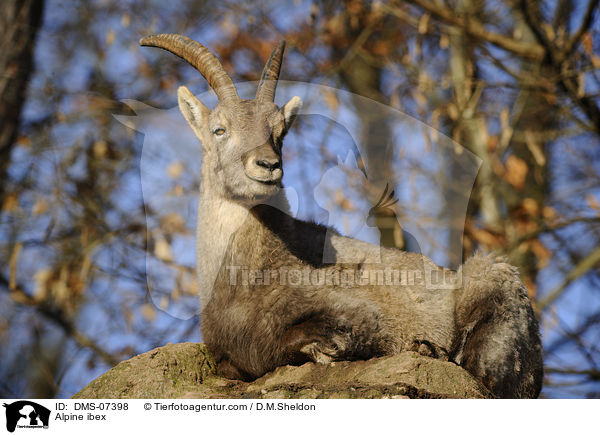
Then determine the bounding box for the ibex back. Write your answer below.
[140,34,543,398]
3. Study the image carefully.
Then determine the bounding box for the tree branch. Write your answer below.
[511,216,600,248]
[0,274,120,366]
[519,0,600,134]
[545,311,600,354]
[545,367,600,381]
[401,0,545,59]
[538,246,600,310]
[564,0,599,57]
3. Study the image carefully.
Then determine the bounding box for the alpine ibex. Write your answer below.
[140,34,543,398]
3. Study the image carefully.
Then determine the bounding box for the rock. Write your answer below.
[73,342,491,399]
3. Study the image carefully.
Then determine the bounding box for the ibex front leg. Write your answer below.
[281,317,349,365]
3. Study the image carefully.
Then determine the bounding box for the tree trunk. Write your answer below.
[0,0,45,204]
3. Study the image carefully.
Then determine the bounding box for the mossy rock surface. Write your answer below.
[73,343,217,399]
[73,343,491,399]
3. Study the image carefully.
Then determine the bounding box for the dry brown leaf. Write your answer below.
[141,303,156,321]
[439,33,449,49]
[32,199,49,215]
[470,227,498,247]
[334,190,355,211]
[585,194,600,210]
[106,29,115,46]
[181,274,198,295]
[523,276,537,298]
[500,107,509,130]
[522,198,539,217]
[542,23,555,42]
[167,160,184,179]
[16,135,31,148]
[542,206,557,220]
[169,185,184,197]
[323,89,339,112]
[583,31,593,55]
[34,268,53,301]
[172,284,180,301]
[2,194,19,212]
[447,102,458,120]
[93,140,108,159]
[159,296,169,310]
[372,40,391,56]
[160,213,187,235]
[121,13,130,28]
[504,155,528,190]
[577,72,585,98]
[530,239,551,268]
[154,237,173,262]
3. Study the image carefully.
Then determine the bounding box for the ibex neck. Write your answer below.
[196,190,246,310]
[196,181,290,309]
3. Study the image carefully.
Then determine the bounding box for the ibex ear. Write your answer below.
[177,86,211,146]
[281,96,302,133]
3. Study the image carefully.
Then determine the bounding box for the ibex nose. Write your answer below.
[256,158,281,171]
[243,144,283,182]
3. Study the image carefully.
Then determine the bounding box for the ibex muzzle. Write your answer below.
[242,142,282,184]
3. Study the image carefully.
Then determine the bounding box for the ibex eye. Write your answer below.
[213,128,226,136]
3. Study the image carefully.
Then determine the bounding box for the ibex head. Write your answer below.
[140,34,302,204]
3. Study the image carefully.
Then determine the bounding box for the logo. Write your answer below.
[3,401,50,433]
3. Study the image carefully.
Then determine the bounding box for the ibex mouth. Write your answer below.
[246,174,282,185]
[244,164,283,185]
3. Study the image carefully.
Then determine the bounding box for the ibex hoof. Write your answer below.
[300,341,341,364]
[410,340,449,360]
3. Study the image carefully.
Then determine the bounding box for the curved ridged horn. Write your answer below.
[256,40,286,102]
[140,34,239,102]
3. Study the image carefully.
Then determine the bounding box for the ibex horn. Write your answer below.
[256,40,286,102]
[140,34,239,102]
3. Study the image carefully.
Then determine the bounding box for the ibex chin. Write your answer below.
[140,34,543,398]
